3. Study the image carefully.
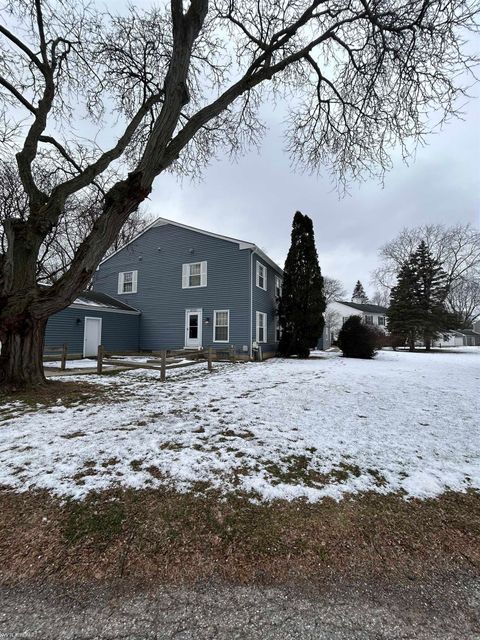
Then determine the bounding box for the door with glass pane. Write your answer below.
[185,309,202,348]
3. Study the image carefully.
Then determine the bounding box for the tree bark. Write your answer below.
[424,336,431,352]
[0,316,47,388]
[408,333,416,352]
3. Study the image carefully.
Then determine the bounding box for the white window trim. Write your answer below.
[117,270,138,294]
[182,261,207,289]
[213,309,230,343]
[256,311,267,343]
[256,261,267,291]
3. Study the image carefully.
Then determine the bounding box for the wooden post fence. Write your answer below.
[97,344,104,374]
[207,347,213,372]
[160,350,166,382]
[60,343,68,371]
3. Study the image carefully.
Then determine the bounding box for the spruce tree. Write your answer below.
[351,280,369,303]
[278,212,325,358]
[388,262,421,351]
[388,241,452,351]
[410,241,451,350]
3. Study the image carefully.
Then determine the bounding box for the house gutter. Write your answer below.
[250,248,256,359]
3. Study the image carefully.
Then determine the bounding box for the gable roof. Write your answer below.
[336,301,389,314]
[71,290,140,313]
[458,328,480,337]
[100,216,283,274]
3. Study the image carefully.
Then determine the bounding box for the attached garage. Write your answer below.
[44,291,140,358]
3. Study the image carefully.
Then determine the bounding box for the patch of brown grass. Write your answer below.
[0,488,478,586]
[0,380,108,410]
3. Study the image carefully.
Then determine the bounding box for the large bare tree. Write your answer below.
[0,161,152,284]
[0,0,478,387]
[372,224,480,326]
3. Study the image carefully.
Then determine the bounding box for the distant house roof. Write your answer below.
[458,328,480,337]
[71,290,140,314]
[336,301,388,314]
[100,216,283,274]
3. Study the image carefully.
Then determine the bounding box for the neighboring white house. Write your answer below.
[323,301,388,348]
[432,331,465,348]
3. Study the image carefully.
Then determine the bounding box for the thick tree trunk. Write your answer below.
[424,336,432,352]
[408,333,416,352]
[0,317,47,388]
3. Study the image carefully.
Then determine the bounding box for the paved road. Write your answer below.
[1,573,479,639]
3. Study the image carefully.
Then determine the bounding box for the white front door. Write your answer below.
[185,309,202,348]
[83,317,102,357]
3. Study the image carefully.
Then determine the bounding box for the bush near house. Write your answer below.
[337,316,379,359]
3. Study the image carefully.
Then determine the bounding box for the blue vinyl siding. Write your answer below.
[45,307,140,356]
[94,224,251,352]
[252,254,281,356]
[93,221,283,356]
[93,222,283,356]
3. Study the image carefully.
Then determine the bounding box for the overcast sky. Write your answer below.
[146,95,479,296]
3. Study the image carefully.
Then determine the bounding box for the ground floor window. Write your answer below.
[256,311,267,343]
[214,310,230,342]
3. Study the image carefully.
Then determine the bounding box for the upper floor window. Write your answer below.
[256,261,267,290]
[182,261,207,288]
[378,316,385,326]
[256,311,267,343]
[275,275,283,298]
[118,270,138,294]
[214,310,230,342]
[365,315,373,325]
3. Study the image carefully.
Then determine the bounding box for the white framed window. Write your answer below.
[378,316,385,326]
[182,261,207,288]
[118,270,138,294]
[256,261,267,290]
[256,311,267,343]
[365,315,373,325]
[275,275,282,298]
[214,310,230,343]
[275,317,282,342]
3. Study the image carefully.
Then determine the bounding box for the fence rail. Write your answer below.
[97,345,239,380]
[43,344,68,371]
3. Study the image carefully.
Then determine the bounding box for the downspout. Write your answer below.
[250,248,255,359]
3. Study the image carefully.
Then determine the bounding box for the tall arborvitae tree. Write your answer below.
[278,212,325,358]
[352,281,369,303]
[388,241,453,351]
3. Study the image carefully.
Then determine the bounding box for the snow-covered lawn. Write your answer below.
[1,349,479,502]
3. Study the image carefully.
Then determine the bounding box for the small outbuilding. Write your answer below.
[45,291,140,358]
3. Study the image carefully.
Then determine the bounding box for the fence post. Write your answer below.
[207,347,213,372]
[61,343,67,371]
[230,346,236,363]
[97,344,104,374]
[161,350,166,382]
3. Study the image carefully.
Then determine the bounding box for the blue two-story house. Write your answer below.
[76,217,283,359]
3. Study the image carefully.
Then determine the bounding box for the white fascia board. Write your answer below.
[69,303,141,315]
